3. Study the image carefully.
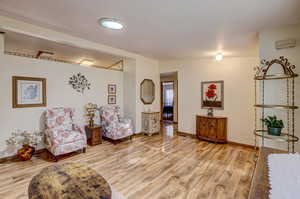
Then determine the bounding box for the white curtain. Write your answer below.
[164,85,174,106]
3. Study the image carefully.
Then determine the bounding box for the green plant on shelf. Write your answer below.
[261,115,284,136]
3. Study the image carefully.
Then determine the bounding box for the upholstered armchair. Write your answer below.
[45,108,87,160]
[99,105,134,143]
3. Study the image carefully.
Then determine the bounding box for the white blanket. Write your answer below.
[268,154,300,199]
[111,187,127,199]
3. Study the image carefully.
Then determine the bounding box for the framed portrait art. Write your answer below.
[201,80,224,110]
[108,95,116,104]
[108,84,116,95]
[12,76,47,108]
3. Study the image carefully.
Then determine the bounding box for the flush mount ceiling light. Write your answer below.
[215,53,224,61]
[99,18,124,30]
[79,59,94,66]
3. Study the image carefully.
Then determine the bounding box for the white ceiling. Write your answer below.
[0,0,300,60]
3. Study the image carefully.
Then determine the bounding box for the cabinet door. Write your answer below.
[198,117,209,138]
[207,119,217,140]
[216,119,227,141]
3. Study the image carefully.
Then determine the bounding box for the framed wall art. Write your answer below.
[201,80,224,110]
[12,76,47,108]
[108,95,116,104]
[108,84,116,95]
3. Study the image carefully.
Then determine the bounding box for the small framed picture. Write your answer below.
[108,84,116,94]
[108,95,116,104]
[12,76,47,108]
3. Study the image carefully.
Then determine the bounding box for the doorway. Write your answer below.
[162,82,174,121]
[160,72,178,124]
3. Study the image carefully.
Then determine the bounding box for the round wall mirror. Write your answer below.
[140,79,155,104]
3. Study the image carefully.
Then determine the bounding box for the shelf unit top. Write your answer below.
[254,73,298,80]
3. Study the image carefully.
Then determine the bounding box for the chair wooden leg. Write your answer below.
[53,155,58,162]
[112,140,118,145]
[83,147,86,153]
[46,150,58,162]
[130,135,133,140]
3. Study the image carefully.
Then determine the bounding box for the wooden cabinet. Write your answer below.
[196,115,227,143]
[142,112,160,136]
[85,125,102,146]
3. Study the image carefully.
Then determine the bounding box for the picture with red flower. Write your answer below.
[201,81,224,109]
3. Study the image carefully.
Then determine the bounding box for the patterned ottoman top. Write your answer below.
[28,162,111,199]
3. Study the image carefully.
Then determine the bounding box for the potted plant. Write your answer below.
[261,115,284,136]
[6,130,42,161]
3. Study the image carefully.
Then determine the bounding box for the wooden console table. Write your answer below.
[85,125,102,146]
[196,115,227,143]
[248,147,286,199]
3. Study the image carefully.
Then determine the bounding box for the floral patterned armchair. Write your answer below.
[45,108,87,160]
[99,105,134,143]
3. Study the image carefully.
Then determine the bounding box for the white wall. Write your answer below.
[0,53,124,157]
[259,24,300,152]
[160,57,258,145]
[123,58,137,132]
[135,58,160,133]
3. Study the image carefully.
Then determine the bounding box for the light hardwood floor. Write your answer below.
[0,123,256,199]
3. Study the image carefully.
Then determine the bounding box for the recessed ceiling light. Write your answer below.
[215,53,223,61]
[79,59,94,66]
[99,18,123,30]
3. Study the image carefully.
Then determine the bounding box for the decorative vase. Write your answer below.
[89,119,94,127]
[17,144,35,161]
[207,108,214,117]
[268,127,282,136]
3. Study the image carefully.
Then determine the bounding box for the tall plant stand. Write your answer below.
[254,56,299,153]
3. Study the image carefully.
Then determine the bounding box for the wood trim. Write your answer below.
[0,148,46,163]
[177,131,197,139]
[177,130,256,150]
[227,141,257,150]
[106,60,123,69]
[12,76,47,108]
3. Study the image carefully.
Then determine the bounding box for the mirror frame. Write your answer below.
[140,79,155,104]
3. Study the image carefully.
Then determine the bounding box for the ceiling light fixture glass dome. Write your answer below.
[99,18,124,30]
[215,53,224,61]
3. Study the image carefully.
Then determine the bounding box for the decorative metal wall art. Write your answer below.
[254,56,297,80]
[69,73,91,93]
